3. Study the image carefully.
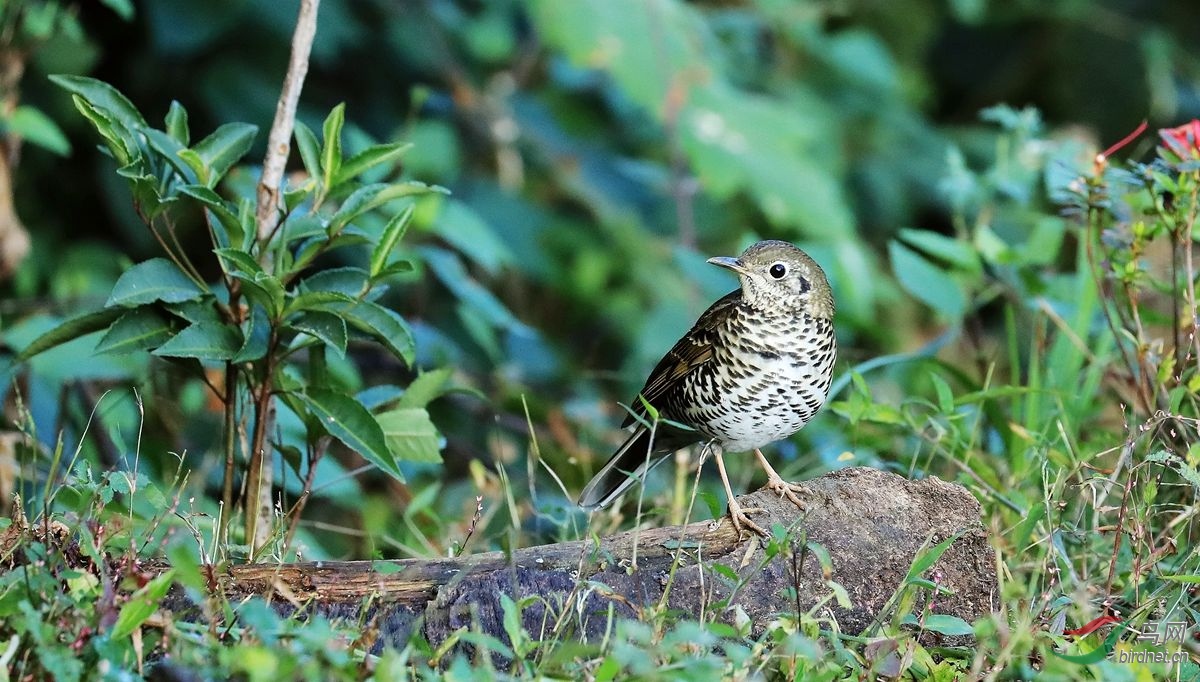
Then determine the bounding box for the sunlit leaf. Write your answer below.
[321,103,345,192]
[334,142,411,186]
[905,531,964,582]
[900,614,975,637]
[370,204,414,279]
[396,367,454,409]
[377,407,442,463]
[327,181,448,235]
[111,570,175,640]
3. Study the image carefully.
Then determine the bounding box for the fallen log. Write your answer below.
[213,467,996,652]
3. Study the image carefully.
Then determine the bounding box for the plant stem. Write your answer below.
[244,331,278,554]
[255,0,320,244]
[282,436,329,556]
[243,0,320,557]
[1083,188,1153,416]
[220,360,237,545]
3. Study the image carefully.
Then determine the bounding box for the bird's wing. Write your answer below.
[621,290,740,428]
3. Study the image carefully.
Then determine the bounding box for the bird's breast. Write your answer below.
[674,310,836,452]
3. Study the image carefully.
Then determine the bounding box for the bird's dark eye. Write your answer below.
[769,263,787,279]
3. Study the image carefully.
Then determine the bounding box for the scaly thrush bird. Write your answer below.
[578,240,836,536]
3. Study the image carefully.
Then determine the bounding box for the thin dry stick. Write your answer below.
[244,0,320,554]
[256,0,320,242]
[281,435,330,556]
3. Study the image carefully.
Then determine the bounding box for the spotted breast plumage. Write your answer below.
[578,240,837,536]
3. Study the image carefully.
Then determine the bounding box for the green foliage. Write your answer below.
[3,1,1200,679]
[8,73,454,556]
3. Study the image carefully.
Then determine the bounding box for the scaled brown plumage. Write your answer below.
[579,240,837,536]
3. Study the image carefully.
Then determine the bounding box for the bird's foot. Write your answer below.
[727,497,769,537]
[765,474,807,510]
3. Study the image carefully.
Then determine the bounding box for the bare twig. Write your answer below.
[255,0,320,244]
[244,0,320,556]
[282,435,330,556]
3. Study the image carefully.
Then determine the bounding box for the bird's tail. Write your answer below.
[577,426,675,510]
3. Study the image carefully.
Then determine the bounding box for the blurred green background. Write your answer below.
[2,0,1198,557]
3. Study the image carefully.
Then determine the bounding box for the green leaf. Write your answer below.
[50,75,147,130]
[321,103,346,192]
[164,300,224,326]
[111,570,175,640]
[234,305,270,363]
[179,185,244,248]
[1145,450,1200,491]
[230,275,276,318]
[107,258,206,307]
[396,367,454,409]
[285,290,358,316]
[164,101,189,145]
[334,142,411,186]
[930,374,954,414]
[377,407,443,463]
[374,260,414,279]
[888,241,966,320]
[328,181,448,235]
[214,247,263,276]
[905,531,964,583]
[94,308,174,355]
[142,129,196,181]
[189,122,258,187]
[905,614,975,637]
[15,307,125,361]
[297,267,370,298]
[294,122,322,184]
[289,311,348,358]
[2,105,70,155]
[898,229,981,274]
[252,272,285,314]
[423,247,525,330]
[100,0,135,19]
[805,541,834,579]
[431,199,513,275]
[69,95,135,166]
[294,388,402,481]
[152,321,242,360]
[323,300,414,366]
[370,204,414,279]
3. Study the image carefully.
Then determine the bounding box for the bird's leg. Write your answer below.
[714,449,768,537]
[755,449,806,510]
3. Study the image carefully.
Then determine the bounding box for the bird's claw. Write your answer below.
[765,474,807,510]
[727,498,769,538]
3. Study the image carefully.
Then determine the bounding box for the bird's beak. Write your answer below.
[707,256,747,275]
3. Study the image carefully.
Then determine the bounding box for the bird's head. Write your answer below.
[707,240,834,318]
